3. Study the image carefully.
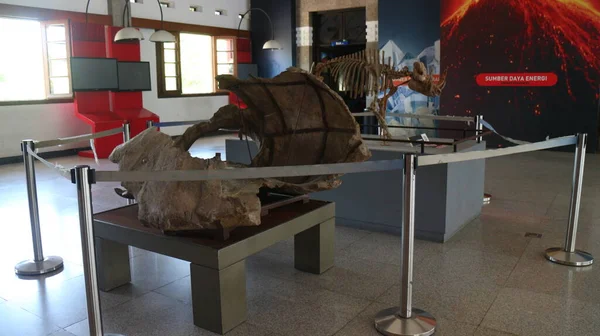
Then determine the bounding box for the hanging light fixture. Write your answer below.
[237,8,282,51]
[115,1,144,42]
[112,0,175,43]
[149,0,176,43]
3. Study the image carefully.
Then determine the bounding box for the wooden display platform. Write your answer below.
[93,200,335,334]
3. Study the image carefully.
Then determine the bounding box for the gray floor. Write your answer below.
[1,136,599,336]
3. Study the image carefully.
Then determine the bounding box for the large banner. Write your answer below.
[441,0,600,150]
[379,0,442,138]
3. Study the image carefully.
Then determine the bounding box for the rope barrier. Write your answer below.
[352,112,475,122]
[419,135,577,166]
[92,135,577,183]
[153,120,208,128]
[35,127,125,149]
[94,159,405,182]
[26,147,71,180]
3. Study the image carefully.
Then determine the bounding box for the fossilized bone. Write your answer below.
[109,68,371,237]
[311,49,447,138]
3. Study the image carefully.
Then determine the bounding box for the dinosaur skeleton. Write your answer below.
[311,48,447,138]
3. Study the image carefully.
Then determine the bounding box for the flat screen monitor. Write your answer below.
[70,57,119,91]
[117,61,151,91]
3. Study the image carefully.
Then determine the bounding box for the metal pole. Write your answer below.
[545,133,593,267]
[374,154,436,336]
[123,122,131,143]
[475,115,483,143]
[122,123,134,205]
[146,120,153,129]
[72,166,125,336]
[15,140,64,276]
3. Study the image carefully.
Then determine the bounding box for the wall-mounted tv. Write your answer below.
[117,61,151,91]
[71,57,119,91]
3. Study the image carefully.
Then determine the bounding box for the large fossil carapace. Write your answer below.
[109,68,371,235]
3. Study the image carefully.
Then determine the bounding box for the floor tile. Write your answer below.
[0,302,60,336]
[417,248,519,287]
[6,275,132,328]
[66,292,219,336]
[481,288,600,336]
[333,302,477,336]
[247,294,355,336]
[48,329,78,336]
[445,218,532,257]
[504,232,600,304]
[266,279,370,315]
[0,261,83,302]
[474,327,518,336]
[376,278,501,325]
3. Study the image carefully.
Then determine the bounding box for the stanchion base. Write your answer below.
[14,256,64,276]
[545,247,593,267]
[374,307,436,336]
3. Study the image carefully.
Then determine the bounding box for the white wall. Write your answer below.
[131,0,249,30]
[0,0,108,14]
[139,29,229,136]
[0,103,89,158]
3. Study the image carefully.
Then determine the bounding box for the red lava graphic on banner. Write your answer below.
[476,73,558,87]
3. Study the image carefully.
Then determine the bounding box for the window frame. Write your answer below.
[213,36,237,92]
[0,17,73,105]
[156,31,236,98]
[41,19,73,99]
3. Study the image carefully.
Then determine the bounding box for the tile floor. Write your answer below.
[0,136,599,336]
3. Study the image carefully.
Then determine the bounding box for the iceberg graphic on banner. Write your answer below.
[380,39,441,138]
[380,40,405,68]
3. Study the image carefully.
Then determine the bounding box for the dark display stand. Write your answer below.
[93,201,335,334]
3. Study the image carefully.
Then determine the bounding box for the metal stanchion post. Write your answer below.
[374,154,436,336]
[146,120,153,129]
[72,166,125,336]
[475,115,483,143]
[15,140,64,276]
[545,133,593,267]
[475,116,491,204]
[122,123,134,205]
[122,122,131,143]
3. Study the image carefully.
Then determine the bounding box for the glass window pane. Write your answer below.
[216,51,234,64]
[47,42,67,59]
[217,64,234,75]
[49,59,69,77]
[165,77,177,91]
[50,77,70,95]
[164,42,176,49]
[216,39,233,51]
[0,18,45,101]
[180,33,214,94]
[164,49,176,62]
[46,24,66,42]
[165,63,176,77]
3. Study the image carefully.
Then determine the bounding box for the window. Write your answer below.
[156,31,236,97]
[0,18,71,102]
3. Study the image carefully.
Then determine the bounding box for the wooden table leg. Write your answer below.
[294,218,335,274]
[190,260,247,334]
[95,238,131,291]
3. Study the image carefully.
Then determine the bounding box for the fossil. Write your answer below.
[109,68,371,237]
